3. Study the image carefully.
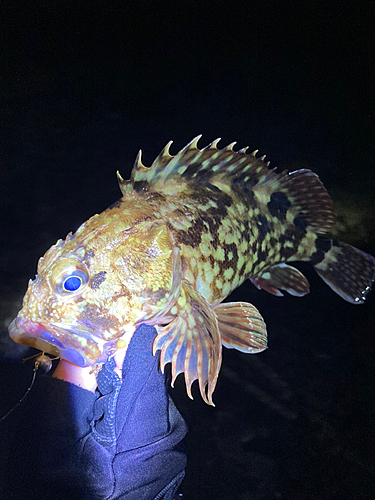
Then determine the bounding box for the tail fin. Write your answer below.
[313,240,375,304]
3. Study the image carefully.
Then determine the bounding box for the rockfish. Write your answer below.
[9,136,375,404]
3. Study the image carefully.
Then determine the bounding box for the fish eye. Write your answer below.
[63,275,82,292]
[52,261,89,296]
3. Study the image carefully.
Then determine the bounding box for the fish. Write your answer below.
[9,136,375,405]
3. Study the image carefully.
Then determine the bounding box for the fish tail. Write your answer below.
[312,238,375,304]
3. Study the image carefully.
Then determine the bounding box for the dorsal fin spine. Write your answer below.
[151,141,173,167]
[224,142,237,151]
[204,138,221,150]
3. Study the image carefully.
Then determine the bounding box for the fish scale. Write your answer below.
[9,136,375,405]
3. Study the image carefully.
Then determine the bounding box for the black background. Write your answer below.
[1,1,375,499]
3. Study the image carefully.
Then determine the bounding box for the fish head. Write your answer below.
[9,211,179,367]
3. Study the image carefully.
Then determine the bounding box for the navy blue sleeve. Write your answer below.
[2,324,187,500]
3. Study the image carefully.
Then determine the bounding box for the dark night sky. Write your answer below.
[1,2,375,499]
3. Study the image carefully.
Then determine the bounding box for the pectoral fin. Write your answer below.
[152,280,222,406]
[139,226,182,322]
[215,302,267,353]
[251,263,310,297]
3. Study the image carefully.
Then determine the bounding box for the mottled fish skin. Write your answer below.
[9,136,375,405]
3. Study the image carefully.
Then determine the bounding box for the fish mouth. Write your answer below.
[8,316,113,367]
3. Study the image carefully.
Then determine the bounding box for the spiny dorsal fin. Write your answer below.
[119,136,272,194]
[117,138,336,235]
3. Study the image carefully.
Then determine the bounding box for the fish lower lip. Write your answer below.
[8,316,109,367]
[9,317,68,350]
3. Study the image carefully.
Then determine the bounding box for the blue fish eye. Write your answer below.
[63,275,82,292]
[53,261,89,295]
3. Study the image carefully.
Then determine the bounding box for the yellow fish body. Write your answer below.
[9,136,375,404]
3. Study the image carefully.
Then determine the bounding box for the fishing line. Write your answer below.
[0,353,57,424]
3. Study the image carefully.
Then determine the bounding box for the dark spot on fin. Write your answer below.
[313,240,375,303]
[310,237,332,265]
[255,169,335,234]
[267,192,291,221]
[293,214,308,230]
[220,192,233,207]
[182,162,211,181]
[286,170,335,233]
[133,180,150,192]
[316,237,332,253]
[251,264,310,297]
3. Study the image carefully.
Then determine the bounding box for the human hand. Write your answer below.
[5,324,187,500]
[78,323,188,499]
[52,341,128,392]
